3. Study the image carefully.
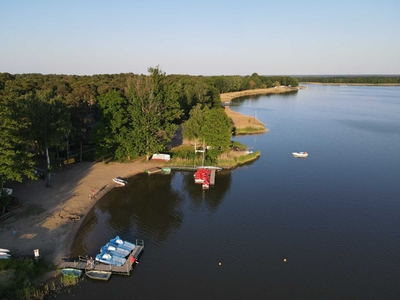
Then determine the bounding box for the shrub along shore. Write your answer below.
[0,87,292,299]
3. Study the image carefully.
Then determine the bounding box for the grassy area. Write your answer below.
[224,107,267,135]
[168,142,260,169]
[0,258,57,299]
[0,257,83,300]
[234,127,267,135]
[217,150,260,169]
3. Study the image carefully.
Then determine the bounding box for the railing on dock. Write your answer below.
[59,239,145,276]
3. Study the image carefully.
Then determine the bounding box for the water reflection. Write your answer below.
[71,169,235,256]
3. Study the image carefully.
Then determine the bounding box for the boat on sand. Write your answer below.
[113,177,128,185]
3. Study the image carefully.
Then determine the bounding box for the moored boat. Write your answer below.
[161,167,171,174]
[101,243,130,258]
[113,177,128,185]
[61,268,82,278]
[85,270,112,281]
[194,168,211,185]
[292,151,308,158]
[0,252,11,259]
[95,251,127,266]
[109,236,136,251]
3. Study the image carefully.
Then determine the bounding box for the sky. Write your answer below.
[1,0,399,76]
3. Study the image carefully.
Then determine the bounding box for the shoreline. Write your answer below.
[1,88,289,287]
[300,82,400,86]
[220,86,300,103]
[1,159,161,268]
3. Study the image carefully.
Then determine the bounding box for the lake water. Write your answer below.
[60,85,400,300]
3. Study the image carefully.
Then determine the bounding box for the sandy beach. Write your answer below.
[0,87,294,273]
[220,86,299,102]
[1,159,161,266]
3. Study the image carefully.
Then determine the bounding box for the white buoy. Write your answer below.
[218,262,222,266]
[283,258,287,263]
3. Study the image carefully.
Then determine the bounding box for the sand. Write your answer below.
[0,87,296,269]
[220,86,298,102]
[1,159,161,265]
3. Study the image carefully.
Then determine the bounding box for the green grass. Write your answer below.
[234,127,267,135]
[0,258,58,300]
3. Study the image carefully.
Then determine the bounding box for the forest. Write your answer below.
[295,75,400,84]
[0,68,298,205]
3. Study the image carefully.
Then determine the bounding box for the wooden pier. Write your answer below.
[210,169,216,185]
[59,239,144,276]
[145,167,162,174]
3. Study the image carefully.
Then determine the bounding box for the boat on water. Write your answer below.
[161,167,171,174]
[194,168,211,184]
[95,251,127,266]
[85,270,112,281]
[101,243,130,258]
[0,248,10,252]
[113,177,128,186]
[292,152,308,158]
[61,268,82,278]
[0,252,11,259]
[109,236,136,251]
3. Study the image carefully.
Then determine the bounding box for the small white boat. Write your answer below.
[0,252,11,259]
[113,177,128,186]
[0,248,10,253]
[292,152,308,158]
[85,270,112,281]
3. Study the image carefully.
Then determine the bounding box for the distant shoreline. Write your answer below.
[220,86,300,103]
[300,82,400,86]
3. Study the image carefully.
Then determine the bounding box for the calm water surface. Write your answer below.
[60,85,400,300]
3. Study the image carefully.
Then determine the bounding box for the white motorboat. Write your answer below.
[0,252,11,259]
[0,248,10,253]
[113,177,128,186]
[292,152,308,158]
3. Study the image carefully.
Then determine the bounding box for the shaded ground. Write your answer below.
[0,159,161,265]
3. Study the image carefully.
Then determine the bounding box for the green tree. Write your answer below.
[128,66,182,160]
[182,104,209,141]
[91,89,134,160]
[200,108,232,161]
[25,90,72,186]
[0,98,35,212]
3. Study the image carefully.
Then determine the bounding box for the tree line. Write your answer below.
[295,75,400,84]
[0,69,298,208]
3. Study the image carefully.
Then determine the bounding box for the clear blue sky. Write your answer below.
[1,0,399,76]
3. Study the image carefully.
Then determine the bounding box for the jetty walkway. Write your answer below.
[59,239,144,276]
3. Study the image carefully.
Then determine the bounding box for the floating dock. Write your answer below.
[145,167,162,174]
[59,239,144,276]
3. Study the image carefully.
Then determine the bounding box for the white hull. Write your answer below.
[0,248,10,253]
[85,270,112,281]
[113,177,127,185]
[292,152,308,158]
